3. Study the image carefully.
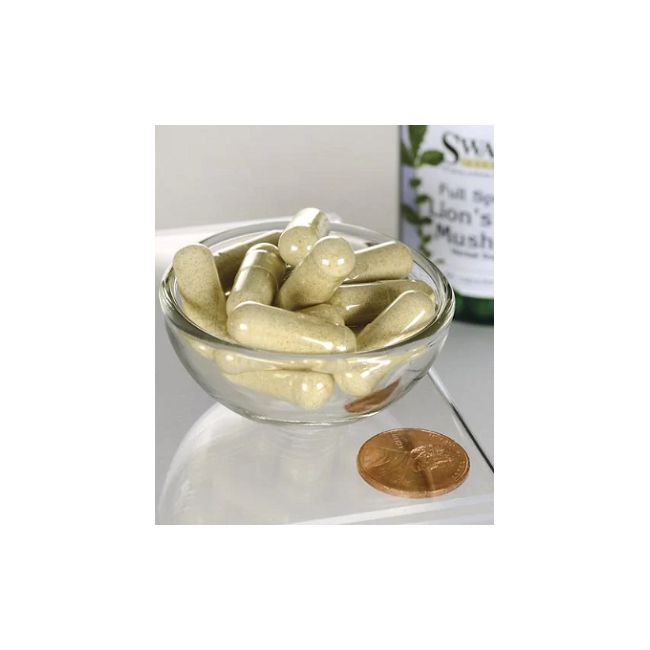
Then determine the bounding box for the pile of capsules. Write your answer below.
[172,208,436,412]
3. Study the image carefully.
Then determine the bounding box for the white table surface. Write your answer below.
[435,323,494,467]
[155,222,494,520]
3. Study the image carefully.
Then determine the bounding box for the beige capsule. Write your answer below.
[179,331,218,361]
[228,302,356,354]
[214,349,336,375]
[173,244,227,336]
[357,290,435,352]
[345,241,413,283]
[226,244,286,315]
[185,303,232,341]
[224,370,334,411]
[334,354,407,397]
[189,339,214,360]
[297,303,345,326]
[333,346,430,397]
[213,230,282,290]
[275,236,355,310]
[278,208,330,266]
[180,303,232,362]
[214,349,281,374]
[328,279,434,327]
[217,303,344,372]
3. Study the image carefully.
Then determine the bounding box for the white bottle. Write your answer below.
[400,125,494,324]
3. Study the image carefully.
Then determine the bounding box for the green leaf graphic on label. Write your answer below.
[401,128,446,258]
[419,149,444,166]
[400,141,414,166]
[401,203,421,225]
[408,125,427,158]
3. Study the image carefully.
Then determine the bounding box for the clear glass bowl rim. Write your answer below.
[159,220,455,361]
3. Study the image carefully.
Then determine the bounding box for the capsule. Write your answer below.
[333,346,430,397]
[224,370,334,411]
[228,302,356,354]
[213,230,282,290]
[328,279,434,326]
[214,349,335,375]
[278,208,330,266]
[226,244,286,315]
[297,303,345,326]
[356,290,435,352]
[178,331,218,361]
[173,244,227,336]
[181,301,232,345]
[334,355,405,397]
[345,241,412,283]
[275,236,355,310]
[214,350,280,374]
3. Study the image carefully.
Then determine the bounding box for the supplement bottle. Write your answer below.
[400,125,494,324]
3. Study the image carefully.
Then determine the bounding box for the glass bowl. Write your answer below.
[159,221,455,427]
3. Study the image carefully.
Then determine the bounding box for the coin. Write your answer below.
[357,428,470,498]
[345,381,400,413]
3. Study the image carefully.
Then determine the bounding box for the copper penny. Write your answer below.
[345,381,400,414]
[357,428,470,498]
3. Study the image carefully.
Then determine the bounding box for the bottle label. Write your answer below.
[400,125,494,299]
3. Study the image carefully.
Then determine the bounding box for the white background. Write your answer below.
[3,1,648,648]
[156,125,399,236]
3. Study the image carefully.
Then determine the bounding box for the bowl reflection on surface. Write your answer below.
[157,401,415,525]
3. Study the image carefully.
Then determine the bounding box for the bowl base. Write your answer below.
[223,402,383,429]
